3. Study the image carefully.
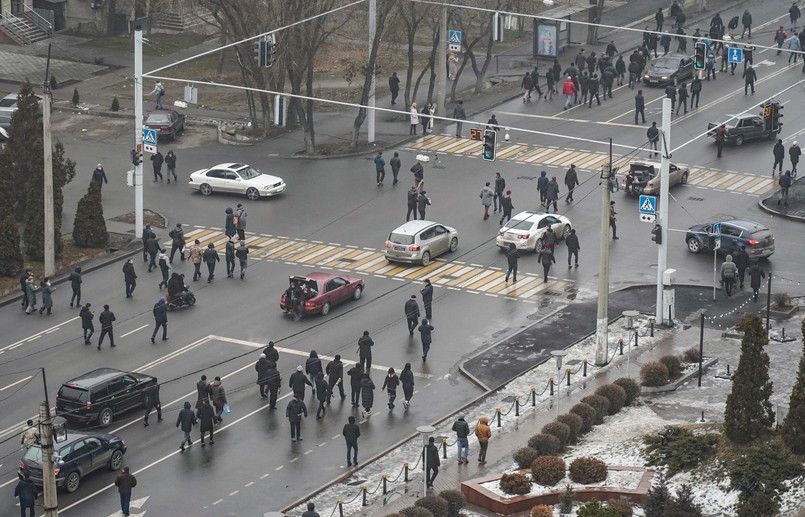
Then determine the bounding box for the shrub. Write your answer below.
[640,361,670,387]
[643,427,719,476]
[782,326,805,454]
[559,484,575,514]
[571,403,597,434]
[0,214,23,277]
[400,508,433,517]
[613,377,640,406]
[580,395,610,425]
[729,442,804,517]
[577,499,620,517]
[527,433,561,456]
[557,413,583,444]
[49,75,58,90]
[72,182,108,248]
[415,496,448,517]
[668,484,702,517]
[499,472,532,495]
[643,473,671,517]
[531,455,566,486]
[772,292,791,309]
[681,347,701,363]
[437,490,465,517]
[542,421,571,449]
[660,354,683,379]
[606,498,633,517]
[513,447,539,469]
[569,457,608,484]
[530,504,553,517]
[111,96,120,112]
[72,87,80,107]
[595,384,627,415]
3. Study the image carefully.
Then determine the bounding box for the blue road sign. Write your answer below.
[712,223,721,235]
[638,195,657,214]
[728,47,743,64]
[143,128,158,146]
[448,30,462,45]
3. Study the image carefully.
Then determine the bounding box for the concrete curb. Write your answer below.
[757,185,805,222]
[640,357,719,394]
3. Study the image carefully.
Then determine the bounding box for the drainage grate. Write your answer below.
[517,175,537,180]
[688,196,705,201]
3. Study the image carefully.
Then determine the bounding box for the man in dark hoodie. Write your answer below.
[264,341,280,363]
[143,381,162,426]
[196,375,211,409]
[123,259,137,298]
[566,229,581,268]
[255,353,271,398]
[314,372,330,418]
[289,365,313,400]
[203,243,219,283]
[424,436,441,488]
[347,364,363,407]
[404,294,420,336]
[305,351,323,395]
[452,416,471,464]
[265,360,282,409]
[325,354,345,403]
[168,223,185,263]
[69,267,82,308]
[286,393,308,442]
[196,399,215,446]
[176,401,197,451]
[342,416,361,466]
[151,297,168,343]
[80,303,94,344]
[537,170,549,206]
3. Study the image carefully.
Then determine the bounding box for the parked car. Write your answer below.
[685,218,775,259]
[144,108,185,140]
[707,113,779,146]
[0,93,43,114]
[188,162,286,200]
[495,211,572,252]
[622,161,689,195]
[384,220,458,265]
[642,53,694,86]
[280,272,364,317]
[56,368,158,427]
[19,431,126,493]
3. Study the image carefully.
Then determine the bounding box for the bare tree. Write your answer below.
[587,0,605,45]
[449,8,493,102]
[397,1,433,108]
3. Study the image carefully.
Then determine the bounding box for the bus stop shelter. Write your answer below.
[533,4,593,59]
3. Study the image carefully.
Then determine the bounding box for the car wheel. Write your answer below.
[170,128,176,141]
[562,225,572,239]
[65,471,80,493]
[109,450,124,471]
[246,187,260,201]
[200,183,213,196]
[353,286,363,300]
[534,238,543,253]
[449,237,458,252]
[99,407,114,427]
[320,302,331,316]
[686,237,703,254]
[681,172,689,184]
[734,135,744,146]
[421,251,431,266]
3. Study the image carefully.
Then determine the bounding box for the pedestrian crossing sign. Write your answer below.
[448,30,461,51]
[142,128,158,154]
[638,195,657,214]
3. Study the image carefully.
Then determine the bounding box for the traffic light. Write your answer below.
[694,42,706,70]
[482,129,496,162]
[255,40,276,67]
[772,101,783,131]
[763,101,773,131]
[651,224,662,245]
[130,149,142,166]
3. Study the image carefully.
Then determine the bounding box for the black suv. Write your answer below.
[707,113,780,146]
[56,368,157,427]
[685,218,775,260]
[19,431,126,493]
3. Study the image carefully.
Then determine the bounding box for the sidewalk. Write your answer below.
[759,175,805,221]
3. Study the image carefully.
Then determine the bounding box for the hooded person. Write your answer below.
[255,353,271,398]
[209,376,227,423]
[314,372,330,418]
[400,362,415,408]
[720,254,738,297]
[224,207,236,238]
[265,360,282,410]
[196,399,215,446]
[289,365,313,400]
[381,367,399,410]
[360,372,376,417]
[452,416,471,463]
[202,243,220,282]
[176,401,197,451]
[305,350,323,395]
[475,416,492,464]
[325,354,345,403]
[418,318,434,360]
[346,364,364,407]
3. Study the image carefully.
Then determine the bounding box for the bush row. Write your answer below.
[640,348,701,387]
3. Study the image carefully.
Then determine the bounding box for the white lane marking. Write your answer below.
[212,499,223,505]
[244,482,254,487]
[229,490,239,496]
[133,336,212,372]
[0,316,79,354]
[497,110,639,129]
[121,324,148,338]
[276,465,285,470]
[260,473,270,479]
[0,376,32,392]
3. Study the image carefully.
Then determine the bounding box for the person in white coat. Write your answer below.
[409,103,419,135]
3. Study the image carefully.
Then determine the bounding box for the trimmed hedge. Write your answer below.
[557,413,583,444]
[531,455,566,487]
[660,354,683,379]
[569,457,608,484]
[640,361,670,387]
[513,447,540,469]
[415,496,448,517]
[499,473,532,495]
[530,504,553,517]
[400,507,434,517]
[613,377,640,406]
[437,490,465,517]
[542,421,571,449]
[571,403,597,434]
[527,433,562,456]
[581,394,611,425]
[595,384,627,415]
[682,347,701,363]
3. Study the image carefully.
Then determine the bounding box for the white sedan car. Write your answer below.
[188,163,286,200]
[495,211,573,252]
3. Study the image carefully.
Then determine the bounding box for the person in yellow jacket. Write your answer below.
[475,417,492,464]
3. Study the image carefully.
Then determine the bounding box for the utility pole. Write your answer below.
[367,0,376,144]
[436,6,447,122]
[655,98,672,325]
[40,368,58,517]
[134,27,144,241]
[42,44,55,277]
[594,139,612,365]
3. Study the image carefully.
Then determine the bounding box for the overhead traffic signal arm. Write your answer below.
[482,129,497,162]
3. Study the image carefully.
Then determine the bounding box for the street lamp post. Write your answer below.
[416,425,435,495]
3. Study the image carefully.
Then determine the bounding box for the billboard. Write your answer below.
[536,23,557,58]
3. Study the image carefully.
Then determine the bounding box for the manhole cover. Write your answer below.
[688,196,705,201]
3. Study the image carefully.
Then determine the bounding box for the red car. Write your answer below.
[144,109,185,141]
[280,272,365,317]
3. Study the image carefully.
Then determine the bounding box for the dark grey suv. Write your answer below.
[707,113,780,146]
[56,368,157,427]
[685,219,775,260]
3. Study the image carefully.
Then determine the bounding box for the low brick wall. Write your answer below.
[461,466,655,515]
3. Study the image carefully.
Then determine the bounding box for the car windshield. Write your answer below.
[504,219,533,231]
[652,58,677,68]
[389,233,414,245]
[23,446,42,464]
[238,166,261,180]
[0,98,16,108]
[146,114,171,124]
[59,386,88,403]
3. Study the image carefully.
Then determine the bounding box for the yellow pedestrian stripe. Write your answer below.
[407,135,776,196]
[167,229,574,302]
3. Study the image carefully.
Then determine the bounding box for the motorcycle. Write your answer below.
[167,287,196,310]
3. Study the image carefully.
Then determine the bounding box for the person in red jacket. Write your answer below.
[562,76,577,110]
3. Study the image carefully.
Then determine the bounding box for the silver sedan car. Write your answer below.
[384,220,458,265]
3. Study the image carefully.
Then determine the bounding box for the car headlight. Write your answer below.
[661,76,668,80]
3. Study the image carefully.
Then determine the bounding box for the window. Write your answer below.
[328,277,347,291]
[721,225,741,237]
[433,225,448,235]
[505,219,532,231]
[670,164,678,172]
[122,375,137,388]
[83,438,102,452]
[389,233,414,245]
[419,228,435,240]
[545,216,559,224]
[59,386,88,403]
[224,172,239,181]
[537,218,551,229]
[106,378,125,396]
[65,440,87,460]
[238,166,261,180]
[206,170,226,179]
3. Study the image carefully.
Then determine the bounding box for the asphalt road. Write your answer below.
[3,1,805,515]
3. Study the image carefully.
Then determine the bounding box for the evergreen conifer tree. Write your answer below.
[73,182,108,248]
[643,473,671,517]
[781,320,805,453]
[0,215,23,277]
[724,315,774,444]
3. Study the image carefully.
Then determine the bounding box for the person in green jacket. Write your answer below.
[39,277,55,315]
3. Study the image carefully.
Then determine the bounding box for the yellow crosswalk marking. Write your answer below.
[456,269,497,288]
[318,248,365,265]
[516,147,552,163]
[262,240,304,259]
[747,179,775,194]
[288,245,333,263]
[410,134,445,149]
[555,151,586,168]
[543,150,575,165]
[497,144,527,159]
[466,271,505,290]
[444,267,486,287]
[449,140,482,154]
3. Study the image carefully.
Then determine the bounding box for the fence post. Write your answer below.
[531,387,536,406]
[566,368,571,386]
[649,317,655,337]
[583,358,588,377]
[495,407,502,427]
[549,377,554,396]
[404,462,409,482]
[618,338,624,355]
[362,485,368,506]
[338,500,344,517]
[441,437,448,459]
[515,396,520,416]
[383,474,388,495]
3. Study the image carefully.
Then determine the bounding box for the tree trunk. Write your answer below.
[587,0,605,44]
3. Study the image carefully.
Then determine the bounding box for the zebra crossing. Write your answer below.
[169,228,576,303]
[407,134,778,196]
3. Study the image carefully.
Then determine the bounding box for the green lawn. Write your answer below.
[79,32,208,56]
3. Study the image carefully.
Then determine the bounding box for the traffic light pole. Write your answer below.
[655,98,672,325]
[40,368,57,517]
[594,140,612,366]
[367,0,376,144]
[42,44,55,278]
[134,27,144,240]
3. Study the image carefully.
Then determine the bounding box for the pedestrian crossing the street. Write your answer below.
[169,229,576,303]
[407,134,778,196]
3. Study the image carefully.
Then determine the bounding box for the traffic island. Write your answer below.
[758,175,805,221]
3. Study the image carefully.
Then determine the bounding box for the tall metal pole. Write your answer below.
[134,27,144,239]
[698,311,705,387]
[40,369,57,517]
[594,140,612,365]
[655,98,672,324]
[766,273,772,331]
[367,0,376,144]
[436,7,447,122]
[42,44,55,277]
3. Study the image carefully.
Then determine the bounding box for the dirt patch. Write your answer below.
[110,209,167,229]
[78,32,209,57]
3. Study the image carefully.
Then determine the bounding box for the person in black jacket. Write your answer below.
[733,246,751,289]
[381,367,400,410]
[635,90,646,124]
[452,416,471,463]
[286,393,308,442]
[196,375,212,409]
[419,318,434,360]
[743,64,757,95]
[424,436,441,488]
[15,471,38,517]
[264,341,280,363]
[91,163,108,191]
[406,186,418,221]
[564,165,579,203]
[265,361,282,409]
[690,77,702,108]
[325,354,345,403]
[302,502,320,517]
[145,234,159,272]
[79,303,94,344]
[360,373,375,417]
[151,151,164,182]
[305,350,323,395]
[98,305,116,349]
[202,243,219,283]
[69,267,82,308]
[225,238,236,278]
[342,416,361,466]
[314,372,330,418]
[404,295,420,335]
[255,354,270,398]
[499,189,514,225]
[176,401,197,451]
[655,7,664,31]
[123,259,137,297]
[505,243,520,283]
[493,172,505,213]
[566,229,581,268]
[538,244,556,282]
[196,399,215,446]
[773,139,786,175]
[150,297,168,343]
[400,362,415,409]
[357,331,374,371]
[347,364,363,407]
[165,150,177,183]
[289,365,313,400]
[143,382,162,426]
[420,278,433,320]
